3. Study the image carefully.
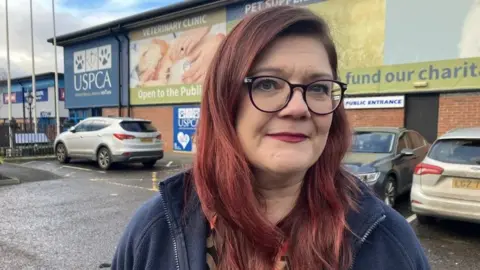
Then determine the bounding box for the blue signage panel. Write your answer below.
[64,36,119,109]
[173,105,200,153]
[226,0,324,22]
[25,89,48,102]
[2,89,48,104]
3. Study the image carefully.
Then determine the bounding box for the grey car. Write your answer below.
[343,127,430,207]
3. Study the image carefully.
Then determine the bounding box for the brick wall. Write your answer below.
[346,108,404,128]
[438,92,480,136]
[102,107,129,117]
[131,106,173,152]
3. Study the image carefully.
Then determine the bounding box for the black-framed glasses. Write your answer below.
[243,76,347,115]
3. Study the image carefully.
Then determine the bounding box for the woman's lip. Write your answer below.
[266,133,308,143]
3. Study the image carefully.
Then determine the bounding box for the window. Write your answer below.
[120,121,157,132]
[351,132,395,153]
[428,139,480,165]
[396,134,409,154]
[75,121,90,132]
[407,131,425,149]
[88,120,109,132]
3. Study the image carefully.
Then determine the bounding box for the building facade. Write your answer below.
[0,72,69,124]
[49,0,480,153]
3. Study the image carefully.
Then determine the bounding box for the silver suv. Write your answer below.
[411,127,480,224]
[54,117,164,170]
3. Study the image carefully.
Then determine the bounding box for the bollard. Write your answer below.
[152,172,159,191]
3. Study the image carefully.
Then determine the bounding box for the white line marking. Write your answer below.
[90,179,156,191]
[406,214,417,223]
[166,161,173,167]
[22,161,37,165]
[64,172,76,177]
[98,171,106,174]
[62,165,93,172]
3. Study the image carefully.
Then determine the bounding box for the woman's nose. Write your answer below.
[277,88,310,118]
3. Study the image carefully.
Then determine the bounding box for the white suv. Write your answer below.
[54,117,164,170]
[411,127,480,224]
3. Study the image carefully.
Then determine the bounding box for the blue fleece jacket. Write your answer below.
[111,171,430,270]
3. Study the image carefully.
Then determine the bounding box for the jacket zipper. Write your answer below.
[159,185,181,270]
[349,214,386,270]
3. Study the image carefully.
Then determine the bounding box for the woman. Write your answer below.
[112,6,430,270]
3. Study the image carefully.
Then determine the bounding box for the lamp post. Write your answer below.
[26,92,34,132]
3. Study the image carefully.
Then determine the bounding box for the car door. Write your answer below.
[80,120,108,159]
[71,120,93,157]
[393,132,416,194]
[64,121,90,156]
[404,131,425,189]
[411,131,430,160]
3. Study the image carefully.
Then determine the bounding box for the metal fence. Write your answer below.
[0,120,58,158]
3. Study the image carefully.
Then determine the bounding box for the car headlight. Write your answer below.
[357,172,381,184]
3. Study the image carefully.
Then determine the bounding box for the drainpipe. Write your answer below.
[123,33,131,117]
[110,27,122,117]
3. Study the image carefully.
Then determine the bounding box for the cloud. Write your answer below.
[0,0,179,78]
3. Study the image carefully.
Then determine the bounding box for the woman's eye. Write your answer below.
[309,84,329,94]
[254,80,278,91]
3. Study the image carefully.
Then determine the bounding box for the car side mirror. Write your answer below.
[69,127,76,133]
[400,148,414,157]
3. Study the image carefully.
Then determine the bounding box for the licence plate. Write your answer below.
[452,178,480,190]
[140,138,153,143]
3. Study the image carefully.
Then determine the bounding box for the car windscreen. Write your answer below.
[428,139,480,165]
[120,121,157,133]
[351,132,395,153]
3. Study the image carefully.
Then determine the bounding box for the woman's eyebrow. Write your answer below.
[249,66,285,76]
[250,67,334,80]
[306,72,334,80]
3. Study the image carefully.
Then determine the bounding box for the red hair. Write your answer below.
[192,6,358,270]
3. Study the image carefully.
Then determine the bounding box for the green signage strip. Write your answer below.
[130,84,202,105]
[341,57,480,95]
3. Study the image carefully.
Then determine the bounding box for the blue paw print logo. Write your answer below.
[99,48,110,66]
[75,54,84,70]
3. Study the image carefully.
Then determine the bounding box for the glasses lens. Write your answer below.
[250,77,290,112]
[305,81,343,114]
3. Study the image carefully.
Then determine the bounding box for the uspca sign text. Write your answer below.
[73,44,113,92]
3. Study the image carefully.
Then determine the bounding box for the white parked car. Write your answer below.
[411,127,480,224]
[54,117,164,170]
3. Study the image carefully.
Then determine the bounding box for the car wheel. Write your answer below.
[56,143,70,164]
[416,214,435,225]
[384,176,397,208]
[142,160,157,168]
[97,147,112,170]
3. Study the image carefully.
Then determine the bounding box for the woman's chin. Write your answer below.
[263,157,316,175]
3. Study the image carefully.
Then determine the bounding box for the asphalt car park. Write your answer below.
[16,157,187,191]
[2,158,480,269]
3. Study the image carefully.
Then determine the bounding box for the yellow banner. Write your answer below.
[341,57,480,95]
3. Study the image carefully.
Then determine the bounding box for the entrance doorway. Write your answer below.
[68,108,102,125]
[404,94,439,143]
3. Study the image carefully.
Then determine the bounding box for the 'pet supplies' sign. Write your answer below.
[64,38,120,109]
[173,105,200,153]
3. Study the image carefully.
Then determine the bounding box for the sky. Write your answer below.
[0,0,182,78]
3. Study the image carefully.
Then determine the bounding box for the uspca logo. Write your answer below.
[73,44,113,92]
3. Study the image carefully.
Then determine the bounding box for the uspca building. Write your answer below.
[49,0,480,154]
